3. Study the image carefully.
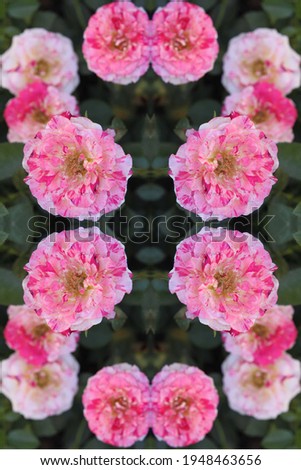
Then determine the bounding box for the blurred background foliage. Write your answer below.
[0,0,301,449]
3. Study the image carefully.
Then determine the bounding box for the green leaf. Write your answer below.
[7,198,34,246]
[79,100,113,127]
[32,419,58,438]
[267,201,296,245]
[32,11,69,35]
[111,307,127,331]
[83,438,111,449]
[0,268,23,305]
[174,307,190,331]
[0,143,24,181]
[278,143,301,181]
[189,321,221,349]
[83,0,103,11]
[0,430,6,449]
[3,411,21,423]
[110,117,127,141]
[278,268,301,305]
[0,231,8,245]
[7,429,39,449]
[243,11,269,29]
[8,0,39,20]
[245,419,269,437]
[262,0,294,23]
[188,99,221,128]
[80,321,113,349]
[136,184,165,201]
[189,437,218,449]
[0,203,8,217]
[293,202,301,216]
[293,231,301,246]
[196,0,218,11]
[174,118,190,141]
[262,429,294,449]
[136,247,165,265]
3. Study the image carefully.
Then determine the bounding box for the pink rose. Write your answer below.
[222,353,301,420]
[23,227,132,333]
[4,305,79,366]
[169,114,278,221]
[222,82,297,143]
[151,363,219,447]
[4,80,78,143]
[169,228,278,333]
[83,2,151,84]
[222,305,297,366]
[83,364,151,447]
[1,28,79,95]
[151,1,218,84]
[0,352,79,420]
[222,28,301,95]
[23,114,132,220]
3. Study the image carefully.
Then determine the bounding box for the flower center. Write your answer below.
[251,323,269,338]
[111,396,129,413]
[252,109,269,124]
[65,152,87,179]
[65,270,87,296]
[215,153,237,178]
[34,59,50,78]
[34,370,50,388]
[172,33,190,52]
[251,370,267,388]
[172,395,190,414]
[32,323,51,338]
[111,33,129,52]
[214,270,237,295]
[251,59,267,78]
[31,108,49,124]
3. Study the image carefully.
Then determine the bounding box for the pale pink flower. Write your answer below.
[1,28,79,95]
[222,82,297,143]
[23,114,132,220]
[83,363,151,447]
[222,28,301,95]
[169,228,278,333]
[222,353,301,420]
[169,114,278,221]
[151,1,218,84]
[0,352,79,420]
[223,305,297,366]
[151,363,218,447]
[4,305,79,366]
[82,2,150,85]
[4,80,78,144]
[23,227,132,333]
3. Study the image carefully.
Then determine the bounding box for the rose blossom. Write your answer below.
[23,227,132,333]
[1,28,79,95]
[222,353,301,420]
[222,305,297,366]
[82,2,150,85]
[169,114,278,221]
[222,82,297,143]
[151,363,219,447]
[151,1,218,84]
[222,28,301,95]
[169,228,278,333]
[23,114,132,220]
[4,305,79,366]
[4,80,78,143]
[0,352,79,420]
[83,364,151,447]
